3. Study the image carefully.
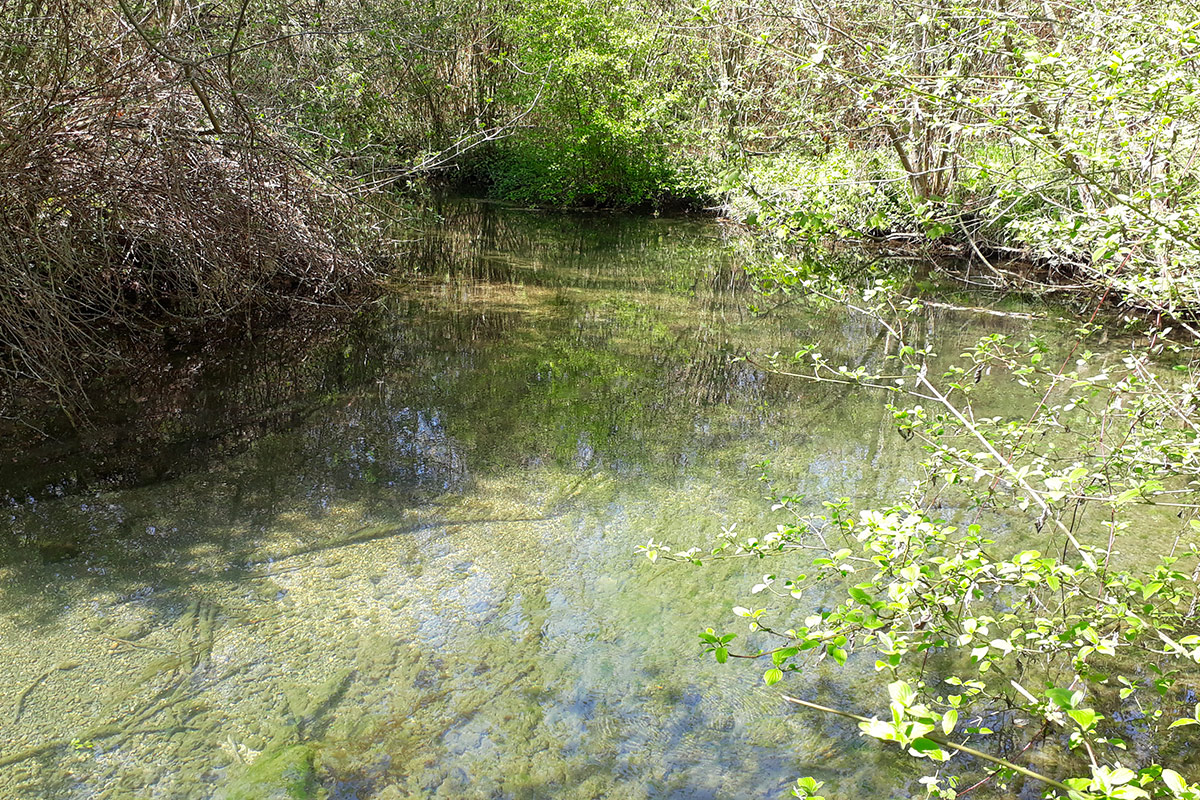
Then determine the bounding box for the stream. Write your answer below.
[0,200,1076,799]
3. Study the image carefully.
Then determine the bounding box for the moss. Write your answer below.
[217,744,326,800]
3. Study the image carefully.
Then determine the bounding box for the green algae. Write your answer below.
[217,744,326,800]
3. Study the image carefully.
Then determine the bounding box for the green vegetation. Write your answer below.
[645,258,1200,798]
[3,0,1200,797]
[714,0,1200,315]
[218,744,324,800]
[4,0,1197,393]
[460,0,708,207]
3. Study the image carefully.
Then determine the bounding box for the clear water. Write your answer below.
[0,201,1069,799]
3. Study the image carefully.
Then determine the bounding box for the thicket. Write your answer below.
[6,0,1200,397]
[0,0,709,397]
[457,0,711,208]
[620,2,1200,797]
[706,0,1200,317]
[0,0,385,395]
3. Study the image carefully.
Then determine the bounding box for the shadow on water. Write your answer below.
[0,204,812,619]
[0,199,1054,799]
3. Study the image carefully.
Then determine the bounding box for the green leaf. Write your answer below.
[794,776,823,796]
[1067,708,1099,731]
[909,737,947,761]
[829,646,848,666]
[858,718,896,741]
[772,646,799,666]
[1105,767,1136,786]
[1162,769,1187,794]
[942,709,958,736]
[847,585,873,605]
[924,222,954,239]
[990,638,1014,656]
[764,668,783,686]
[715,647,728,664]
[888,681,916,707]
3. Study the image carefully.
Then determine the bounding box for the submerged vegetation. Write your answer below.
[3,0,1200,797]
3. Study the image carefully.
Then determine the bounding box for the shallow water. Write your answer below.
[0,201,1075,799]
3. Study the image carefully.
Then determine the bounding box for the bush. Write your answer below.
[0,1,373,393]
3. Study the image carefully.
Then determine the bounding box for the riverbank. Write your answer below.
[715,147,1200,323]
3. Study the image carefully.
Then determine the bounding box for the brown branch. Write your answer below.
[779,694,1077,795]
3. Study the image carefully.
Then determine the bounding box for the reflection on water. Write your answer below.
[0,201,1048,799]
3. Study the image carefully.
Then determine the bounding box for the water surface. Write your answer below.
[0,201,1067,799]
